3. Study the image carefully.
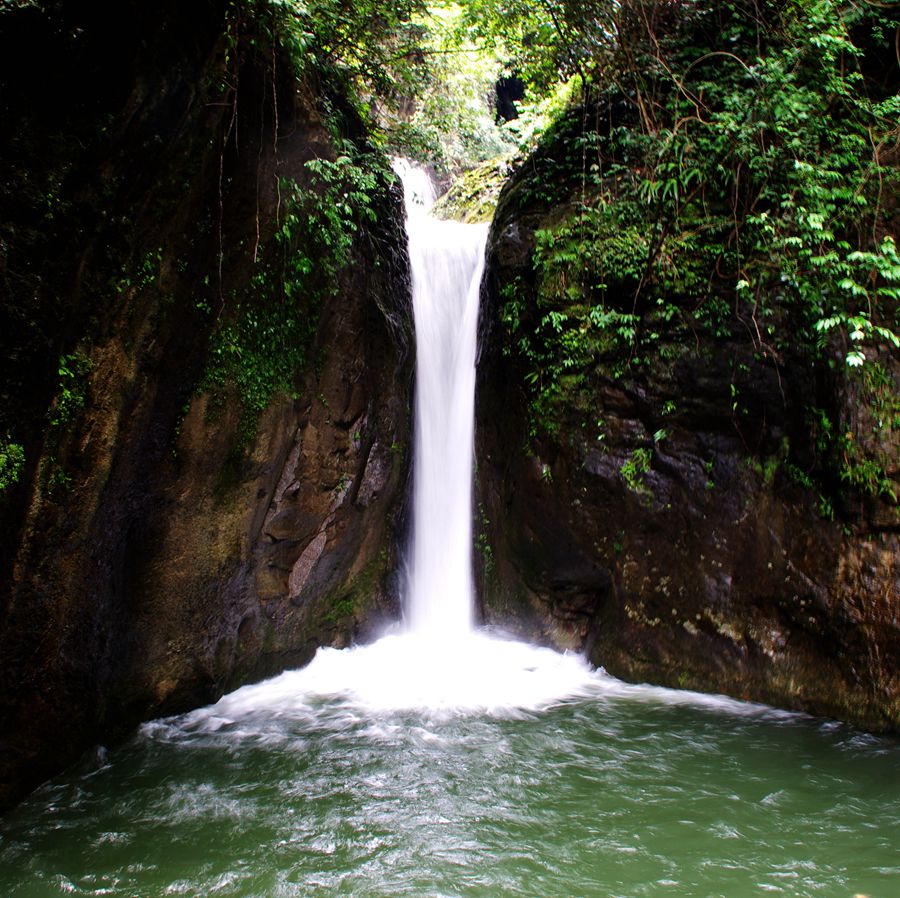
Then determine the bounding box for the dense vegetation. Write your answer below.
[1,0,897,514]
[479,0,899,515]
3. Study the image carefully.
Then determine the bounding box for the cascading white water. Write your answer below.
[401,163,488,638]
[173,160,603,718]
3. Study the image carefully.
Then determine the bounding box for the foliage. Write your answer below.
[497,0,899,508]
[502,75,586,151]
[620,447,652,496]
[264,1,505,172]
[826,361,899,503]
[266,0,429,108]
[276,0,545,174]
[386,3,518,173]
[0,438,25,494]
[48,352,93,428]
[201,141,386,436]
[284,147,380,282]
[456,0,618,96]
[115,249,162,297]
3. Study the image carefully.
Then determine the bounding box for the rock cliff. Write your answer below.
[0,0,412,810]
[476,134,900,734]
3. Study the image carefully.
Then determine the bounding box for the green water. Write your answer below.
[1,671,897,898]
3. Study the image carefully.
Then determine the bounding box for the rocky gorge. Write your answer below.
[1,0,898,816]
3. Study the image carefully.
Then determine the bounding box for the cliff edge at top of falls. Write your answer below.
[474,3,900,733]
[0,0,413,811]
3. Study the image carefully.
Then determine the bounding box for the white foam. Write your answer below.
[180,633,595,724]
[147,629,804,742]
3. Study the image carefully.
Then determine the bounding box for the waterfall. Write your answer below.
[399,162,488,639]
[181,161,599,717]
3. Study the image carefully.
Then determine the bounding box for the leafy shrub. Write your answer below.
[0,438,25,494]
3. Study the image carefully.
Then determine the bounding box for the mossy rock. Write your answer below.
[432,155,516,224]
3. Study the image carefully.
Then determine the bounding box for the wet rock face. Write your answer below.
[476,168,900,734]
[0,1,411,811]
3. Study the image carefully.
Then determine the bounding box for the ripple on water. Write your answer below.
[1,633,898,898]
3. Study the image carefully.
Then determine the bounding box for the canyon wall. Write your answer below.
[0,0,412,810]
[475,130,900,734]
